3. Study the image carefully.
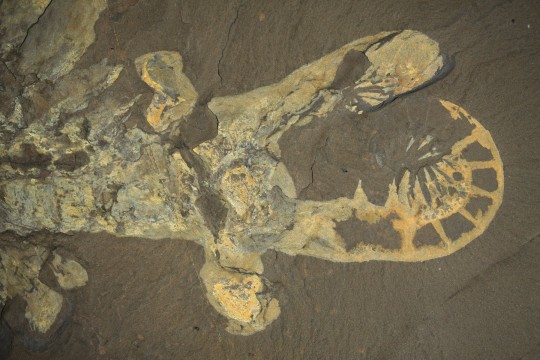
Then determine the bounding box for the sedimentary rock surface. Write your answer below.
[2,1,538,358]
[1,0,504,338]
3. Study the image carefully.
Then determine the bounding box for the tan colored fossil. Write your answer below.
[0,245,87,333]
[0,29,503,336]
[137,30,504,334]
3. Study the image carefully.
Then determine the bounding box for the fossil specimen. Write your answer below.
[0,4,503,338]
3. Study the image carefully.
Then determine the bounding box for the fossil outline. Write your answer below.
[136,30,504,334]
[0,30,504,336]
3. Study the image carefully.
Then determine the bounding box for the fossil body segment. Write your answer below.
[0,243,87,334]
[0,25,504,337]
[343,31,451,112]
[135,51,198,132]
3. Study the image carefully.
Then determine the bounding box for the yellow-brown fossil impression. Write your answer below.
[0,30,503,335]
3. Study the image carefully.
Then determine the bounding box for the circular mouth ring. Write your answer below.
[288,99,504,263]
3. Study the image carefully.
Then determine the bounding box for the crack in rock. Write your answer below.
[217,1,246,84]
